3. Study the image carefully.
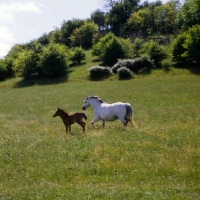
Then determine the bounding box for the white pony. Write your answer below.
[82,96,137,129]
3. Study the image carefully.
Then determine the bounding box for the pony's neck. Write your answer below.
[59,111,69,119]
[90,99,102,108]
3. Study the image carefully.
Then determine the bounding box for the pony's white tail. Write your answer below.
[126,104,137,127]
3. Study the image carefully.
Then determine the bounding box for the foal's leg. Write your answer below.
[76,120,86,133]
[65,125,69,133]
[69,125,72,133]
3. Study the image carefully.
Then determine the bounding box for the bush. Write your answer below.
[129,56,154,72]
[69,47,85,65]
[13,50,39,79]
[143,40,167,67]
[111,56,154,74]
[117,67,132,80]
[40,43,68,78]
[0,59,7,80]
[171,33,187,64]
[89,66,112,80]
[92,32,125,66]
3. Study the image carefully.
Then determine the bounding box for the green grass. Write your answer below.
[0,51,200,199]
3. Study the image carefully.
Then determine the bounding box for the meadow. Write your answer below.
[0,52,200,199]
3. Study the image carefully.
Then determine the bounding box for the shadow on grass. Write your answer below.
[92,58,101,63]
[174,63,200,75]
[13,73,70,88]
[69,62,86,68]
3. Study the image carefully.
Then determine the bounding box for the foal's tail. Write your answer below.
[126,103,137,127]
[82,113,87,120]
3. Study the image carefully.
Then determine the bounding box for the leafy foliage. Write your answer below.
[172,25,200,65]
[69,22,98,49]
[39,43,68,78]
[14,50,39,79]
[132,38,143,58]
[106,0,139,36]
[89,66,112,80]
[60,19,85,47]
[182,25,200,65]
[176,0,200,30]
[91,9,106,31]
[143,40,167,67]
[171,32,187,64]
[69,47,86,65]
[117,67,133,80]
[92,32,125,66]
[0,59,7,80]
[112,56,154,74]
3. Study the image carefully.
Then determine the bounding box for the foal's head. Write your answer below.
[53,108,67,118]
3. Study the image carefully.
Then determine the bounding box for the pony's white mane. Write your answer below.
[85,96,104,103]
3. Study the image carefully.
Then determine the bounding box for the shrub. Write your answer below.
[0,59,7,80]
[111,56,154,74]
[111,62,124,74]
[13,50,39,79]
[171,25,200,65]
[143,40,167,67]
[69,47,85,65]
[89,66,112,80]
[40,43,68,78]
[117,67,132,80]
[161,59,172,70]
[92,32,125,66]
[171,33,187,64]
[129,56,154,72]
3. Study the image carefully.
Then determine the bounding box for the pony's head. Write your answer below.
[53,108,62,117]
[82,96,103,110]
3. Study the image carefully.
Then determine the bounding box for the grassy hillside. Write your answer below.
[0,50,200,199]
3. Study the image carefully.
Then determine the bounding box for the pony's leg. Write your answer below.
[92,116,100,128]
[102,120,105,128]
[119,117,127,130]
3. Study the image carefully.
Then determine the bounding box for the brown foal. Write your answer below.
[53,108,87,133]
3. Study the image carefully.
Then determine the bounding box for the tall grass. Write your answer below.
[0,51,199,199]
[0,76,199,199]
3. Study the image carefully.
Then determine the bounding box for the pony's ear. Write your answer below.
[57,107,60,110]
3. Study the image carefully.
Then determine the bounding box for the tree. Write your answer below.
[182,25,200,64]
[4,44,25,78]
[69,22,98,49]
[106,0,140,36]
[13,50,39,79]
[92,32,125,65]
[176,0,200,30]
[0,59,7,80]
[60,19,85,47]
[69,47,86,65]
[143,40,166,66]
[91,10,106,31]
[37,33,50,45]
[171,25,200,65]
[132,37,143,57]
[154,2,178,35]
[171,32,187,63]
[126,8,154,35]
[39,43,68,78]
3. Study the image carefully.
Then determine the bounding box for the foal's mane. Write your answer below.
[57,108,68,114]
[86,96,104,103]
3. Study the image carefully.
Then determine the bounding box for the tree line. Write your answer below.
[0,0,199,80]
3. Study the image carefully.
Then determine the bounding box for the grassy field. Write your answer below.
[0,51,200,199]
